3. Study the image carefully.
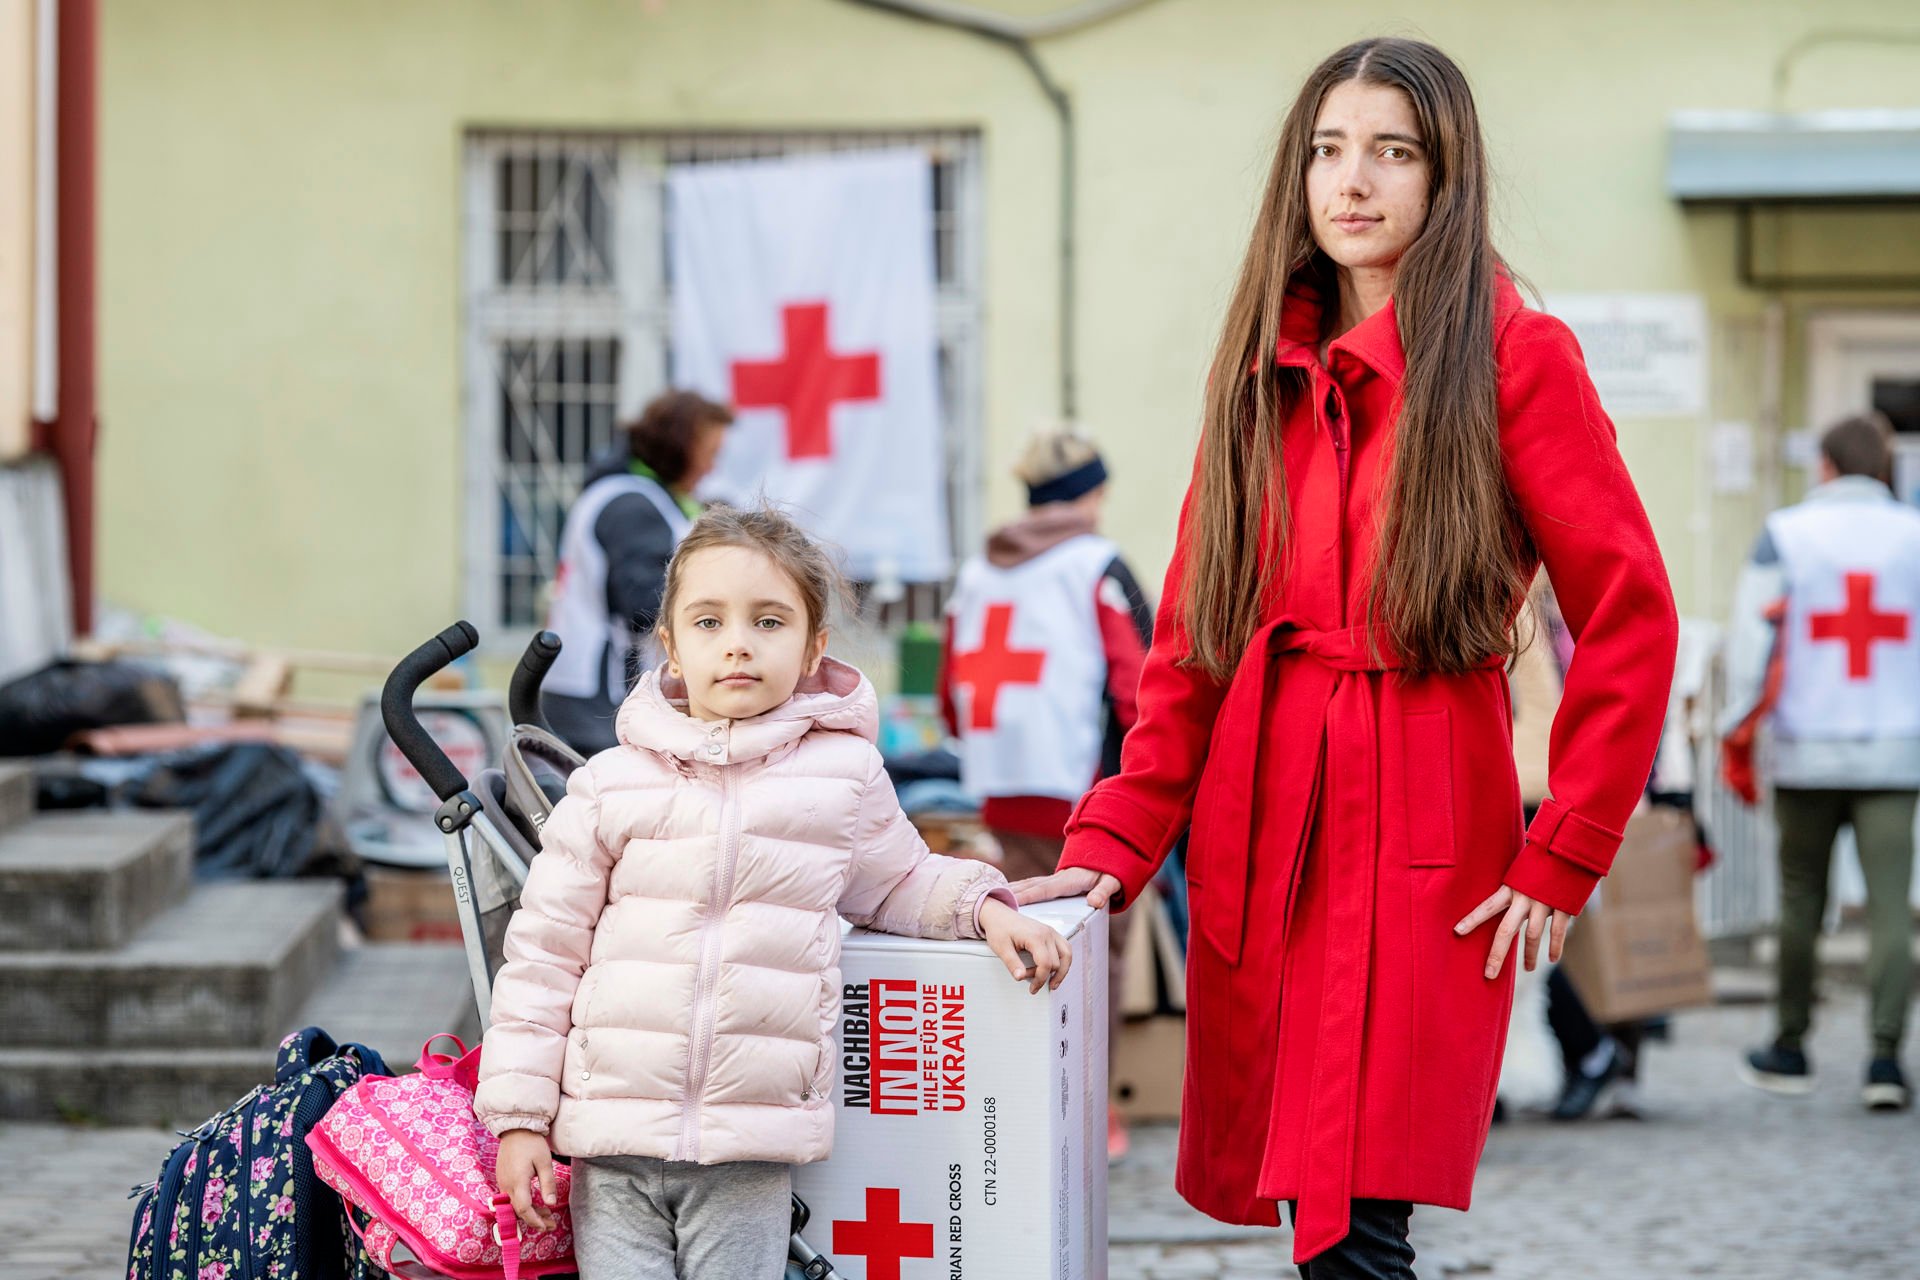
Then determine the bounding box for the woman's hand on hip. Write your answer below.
[1009,865,1123,911]
[1455,884,1572,979]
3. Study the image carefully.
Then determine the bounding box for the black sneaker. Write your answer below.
[1552,1039,1623,1121]
[1741,1042,1814,1096]
[1863,1058,1911,1112]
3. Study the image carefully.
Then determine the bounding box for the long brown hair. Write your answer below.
[1179,38,1529,679]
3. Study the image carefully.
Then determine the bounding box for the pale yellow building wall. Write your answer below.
[1,0,36,461]
[98,0,1920,660]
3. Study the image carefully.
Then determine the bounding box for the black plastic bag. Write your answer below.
[0,660,185,757]
[125,742,351,881]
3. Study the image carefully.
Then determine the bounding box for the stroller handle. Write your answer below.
[381,620,481,802]
[508,630,564,734]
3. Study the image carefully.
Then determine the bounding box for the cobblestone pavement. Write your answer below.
[6,987,1916,1279]
[1109,986,1920,1279]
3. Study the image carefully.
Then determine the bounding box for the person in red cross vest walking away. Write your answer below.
[543,391,733,756]
[1010,38,1678,1277]
[1721,413,1919,1113]
[935,428,1155,1164]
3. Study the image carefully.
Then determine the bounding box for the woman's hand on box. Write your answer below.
[1009,865,1124,912]
[980,898,1074,994]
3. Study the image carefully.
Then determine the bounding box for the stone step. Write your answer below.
[296,941,483,1069]
[0,880,342,1049]
[0,942,479,1126]
[0,812,194,951]
[0,763,31,835]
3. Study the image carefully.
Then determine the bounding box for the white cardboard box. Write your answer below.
[793,898,1109,1280]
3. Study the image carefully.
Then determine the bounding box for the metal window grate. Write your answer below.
[495,144,618,289]
[464,129,983,640]
[492,338,622,628]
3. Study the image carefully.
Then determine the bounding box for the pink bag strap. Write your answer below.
[417,1034,481,1091]
[491,1196,523,1280]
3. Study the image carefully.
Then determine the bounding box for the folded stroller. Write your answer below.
[382,622,843,1280]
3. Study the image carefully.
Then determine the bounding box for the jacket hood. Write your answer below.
[985,506,1100,568]
[614,654,879,763]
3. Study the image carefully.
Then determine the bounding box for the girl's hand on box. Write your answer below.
[1010,865,1124,912]
[496,1128,558,1233]
[979,898,1074,994]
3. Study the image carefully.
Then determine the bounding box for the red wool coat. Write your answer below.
[1060,276,1679,1263]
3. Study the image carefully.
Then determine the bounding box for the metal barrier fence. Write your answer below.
[1689,639,1780,940]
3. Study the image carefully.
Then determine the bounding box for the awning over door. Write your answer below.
[1667,110,1920,288]
[1667,109,1920,204]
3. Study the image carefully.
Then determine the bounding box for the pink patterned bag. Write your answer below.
[306,1035,575,1280]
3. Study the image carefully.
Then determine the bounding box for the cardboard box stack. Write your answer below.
[1558,806,1713,1023]
[1112,883,1187,1122]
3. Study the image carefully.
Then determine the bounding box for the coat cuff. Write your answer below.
[1505,797,1619,915]
[964,883,1020,938]
[481,1112,553,1139]
[1059,827,1150,913]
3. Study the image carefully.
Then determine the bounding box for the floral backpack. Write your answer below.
[306,1034,575,1280]
[124,1027,392,1280]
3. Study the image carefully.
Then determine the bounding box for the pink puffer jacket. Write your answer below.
[474,657,1015,1165]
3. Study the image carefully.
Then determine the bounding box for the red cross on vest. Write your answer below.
[1809,571,1910,680]
[729,301,882,460]
[831,1187,934,1280]
[950,602,1046,730]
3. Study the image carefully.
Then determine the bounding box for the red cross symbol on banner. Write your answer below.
[1809,571,1910,680]
[950,603,1046,730]
[729,301,882,460]
[832,1187,934,1280]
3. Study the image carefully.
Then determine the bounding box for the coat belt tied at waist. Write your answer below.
[1188,617,1499,1262]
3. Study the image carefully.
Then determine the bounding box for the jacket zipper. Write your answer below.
[183,1133,211,1279]
[678,766,741,1161]
[236,1097,255,1280]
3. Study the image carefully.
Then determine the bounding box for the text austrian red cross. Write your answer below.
[832,1187,935,1280]
[950,603,1046,730]
[729,301,882,460]
[1809,571,1909,680]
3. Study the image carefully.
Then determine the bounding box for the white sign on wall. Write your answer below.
[1546,293,1707,419]
[1710,421,1755,494]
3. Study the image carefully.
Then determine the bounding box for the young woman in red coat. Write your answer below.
[1014,38,1678,1277]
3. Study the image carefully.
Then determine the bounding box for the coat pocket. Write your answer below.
[1403,707,1457,868]
[803,972,837,1104]
[1187,754,1231,889]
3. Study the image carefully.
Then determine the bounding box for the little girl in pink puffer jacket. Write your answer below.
[476,504,1071,1280]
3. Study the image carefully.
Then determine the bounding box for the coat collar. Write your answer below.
[1271,271,1525,385]
[615,654,879,765]
[1806,474,1896,505]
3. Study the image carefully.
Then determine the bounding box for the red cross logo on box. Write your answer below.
[950,603,1046,731]
[832,1187,934,1280]
[1809,571,1909,680]
[729,301,882,460]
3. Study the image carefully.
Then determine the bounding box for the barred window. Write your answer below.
[464,130,983,642]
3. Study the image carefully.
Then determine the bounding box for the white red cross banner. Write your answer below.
[669,150,951,581]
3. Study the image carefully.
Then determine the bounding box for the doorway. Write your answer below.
[1807,311,1920,503]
